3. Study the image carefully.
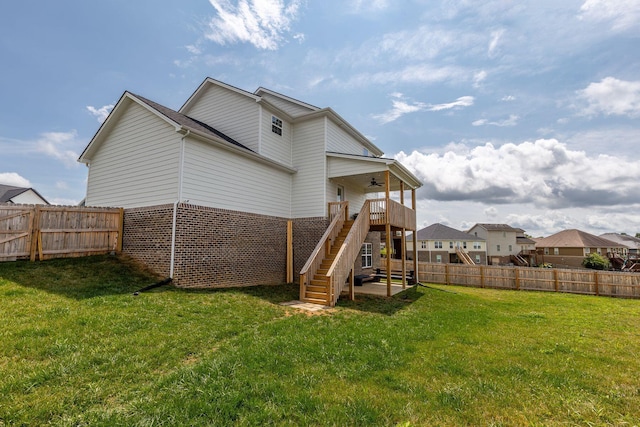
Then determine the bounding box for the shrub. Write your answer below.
[582,252,610,270]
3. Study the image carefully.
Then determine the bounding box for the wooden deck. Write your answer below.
[342,280,415,297]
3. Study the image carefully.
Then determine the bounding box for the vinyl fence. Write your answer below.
[390,259,640,299]
[0,204,123,262]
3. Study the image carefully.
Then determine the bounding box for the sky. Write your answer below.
[1,0,639,237]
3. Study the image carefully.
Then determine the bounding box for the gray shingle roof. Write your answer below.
[535,229,620,248]
[0,184,49,204]
[410,223,484,241]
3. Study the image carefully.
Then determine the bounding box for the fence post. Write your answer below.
[554,269,559,292]
[515,267,520,290]
[479,265,485,288]
[594,271,599,296]
[116,208,124,252]
[29,205,41,262]
[445,264,450,285]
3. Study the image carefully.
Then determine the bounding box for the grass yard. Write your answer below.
[1,255,640,426]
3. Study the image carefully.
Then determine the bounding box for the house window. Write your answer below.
[463,242,467,249]
[584,248,590,256]
[473,242,481,250]
[336,185,344,202]
[361,243,372,268]
[271,115,283,136]
[475,255,481,263]
[421,241,427,249]
[554,248,559,255]
[436,255,442,263]
[544,248,549,255]
[509,245,512,252]
[435,241,442,249]
[449,242,453,249]
[497,244,501,252]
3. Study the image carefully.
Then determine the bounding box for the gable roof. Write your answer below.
[470,223,519,232]
[410,223,484,241]
[535,229,620,248]
[0,184,49,204]
[178,77,384,157]
[600,233,640,250]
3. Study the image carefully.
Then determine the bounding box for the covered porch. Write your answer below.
[298,153,422,306]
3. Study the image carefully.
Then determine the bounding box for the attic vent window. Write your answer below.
[271,116,283,136]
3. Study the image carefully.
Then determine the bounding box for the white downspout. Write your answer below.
[170,130,190,279]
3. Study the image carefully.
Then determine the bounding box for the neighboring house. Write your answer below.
[514,228,537,266]
[467,223,524,265]
[0,184,49,205]
[407,223,487,265]
[78,78,422,304]
[535,229,623,269]
[600,233,640,257]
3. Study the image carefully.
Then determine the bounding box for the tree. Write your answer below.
[582,253,610,270]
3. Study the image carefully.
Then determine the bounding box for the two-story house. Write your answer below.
[78,78,422,305]
[407,223,487,265]
[467,223,524,265]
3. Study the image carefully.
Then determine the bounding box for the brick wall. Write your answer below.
[172,204,289,288]
[123,204,174,278]
[292,217,329,281]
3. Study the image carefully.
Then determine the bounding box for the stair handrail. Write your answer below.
[456,247,474,265]
[325,201,371,306]
[299,201,349,302]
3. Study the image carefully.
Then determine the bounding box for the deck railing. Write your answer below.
[299,201,349,304]
[369,198,416,230]
[325,201,371,306]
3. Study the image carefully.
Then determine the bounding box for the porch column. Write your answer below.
[400,181,406,289]
[412,189,418,283]
[385,170,392,297]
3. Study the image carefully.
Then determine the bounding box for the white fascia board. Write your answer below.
[254,87,320,111]
[326,152,422,189]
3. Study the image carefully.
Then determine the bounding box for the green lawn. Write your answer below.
[1,255,640,426]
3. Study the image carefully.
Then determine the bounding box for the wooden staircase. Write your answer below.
[302,220,353,304]
[456,248,475,265]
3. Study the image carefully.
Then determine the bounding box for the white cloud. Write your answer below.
[488,29,505,57]
[206,0,303,50]
[86,104,114,123]
[472,114,519,127]
[395,138,640,209]
[35,131,82,168]
[373,94,474,124]
[0,172,31,187]
[579,0,640,31]
[473,70,487,88]
[577,77,640,118]
[428,96,474,111]
[501,95,516,102]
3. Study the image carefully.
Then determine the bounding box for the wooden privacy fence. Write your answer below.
[389,259,640,299]
[0,204,123,262]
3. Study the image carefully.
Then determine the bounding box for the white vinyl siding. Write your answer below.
[182,84,260,152]
[326,120,366,155]
[291,118,326,218]
[10,190,47,205]
[327,156,386,178]
[182,137,291,217]
[85,102,180,208]
[326,179,367,215]
[259,107,292,166]
[259,93,315,118]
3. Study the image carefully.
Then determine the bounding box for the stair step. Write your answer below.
[310,279,328,288]
[305,291,328,300]
[307,284,327,292]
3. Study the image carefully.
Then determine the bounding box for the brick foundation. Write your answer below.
[123,204,383,288]
[122,204,174,278]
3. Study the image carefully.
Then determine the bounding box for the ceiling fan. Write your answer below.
[368,177,382,187]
